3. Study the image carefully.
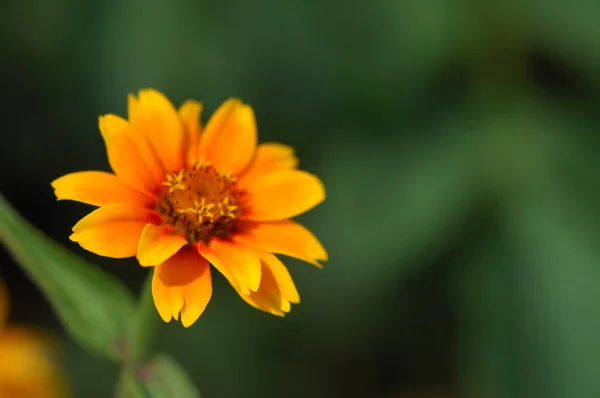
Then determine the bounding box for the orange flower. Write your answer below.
[52,90,327,327]
[0,279,67,397]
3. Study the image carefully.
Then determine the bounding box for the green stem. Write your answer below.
[114,270,159,397]
[115,368,146,398]
[129,270,159,363]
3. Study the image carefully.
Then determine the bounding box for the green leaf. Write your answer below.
[116,369,148,398]
[0,194,135,361]
[455,234,525,398]
[503,186,600,398]
[142,354,201,398]
[457,181,600,398]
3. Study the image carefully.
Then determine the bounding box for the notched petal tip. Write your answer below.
[138,88,161,95]
[233,252,300,316]
[50,178,60,190]
[179,99,204,115]
[235,220,327,268]
[157,310,174,324]
[221,97,243,107]
[181,300,210,328]
[98,114,128,138]
[313,246,329,264]
[269,308,286,317]
[152,250,212,327]
[198,240,261,295]
[128,88,167,111]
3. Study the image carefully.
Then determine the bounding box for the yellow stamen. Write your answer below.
[155,165,249,243]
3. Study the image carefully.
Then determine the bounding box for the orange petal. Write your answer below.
[178,100,203,166]
[234,220,327,267]
[70,203,158,258]
[197,239,261,294]
[235,253,299,316]
[259,253,300,304]
[244,170,325,221]
[198,98,257,175]
[99,114,165,195]
[137,224,187,267]
[0,278,8,327]
[238,143,298,189]
[51,171,154,207]
[152,248,212,327]
[128,89,186,174]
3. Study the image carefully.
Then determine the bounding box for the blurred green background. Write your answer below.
[1,0,600,397]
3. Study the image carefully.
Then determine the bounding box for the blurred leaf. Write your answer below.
[455,233,525,398]
[0,194,135,361]
[296,130,477,343]
[457,178,600,398]
[143,354,201,398]
[503,183,600,398]
[320,130,475,285]
[524,0,600,87]
[116,370,147,398]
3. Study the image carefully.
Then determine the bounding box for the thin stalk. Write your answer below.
[115,270,159,397]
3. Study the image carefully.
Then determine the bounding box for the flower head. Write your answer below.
[0,278,67,397]
[52,90,327,327]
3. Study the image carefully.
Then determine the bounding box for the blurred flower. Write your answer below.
[0,278,67,398]
[52,89,327,327]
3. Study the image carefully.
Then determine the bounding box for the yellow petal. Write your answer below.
[198,98,257,175]
[178,100,203,166]
[259,253,300,304]
[70,203,158,258]
[0,278,8,327]
[237,143,298,189]
[244,170,325,221]
[99,114,165,195]
[137,224,187,267]
[51,171,154,206]
[152,248,212,327]
[128,89,186,174]
[0,327,67,398]
[197,239,261,294]
[234,220,327,267]
[235,253,299,316]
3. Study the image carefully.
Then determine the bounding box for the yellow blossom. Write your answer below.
[52,90,327,327]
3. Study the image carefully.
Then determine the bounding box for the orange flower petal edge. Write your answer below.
[52,89,328,326]
[152,248,212,328]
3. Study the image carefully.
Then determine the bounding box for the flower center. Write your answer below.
[154,162,247,244]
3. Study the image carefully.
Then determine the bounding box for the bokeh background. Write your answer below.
[1,0,600,397]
